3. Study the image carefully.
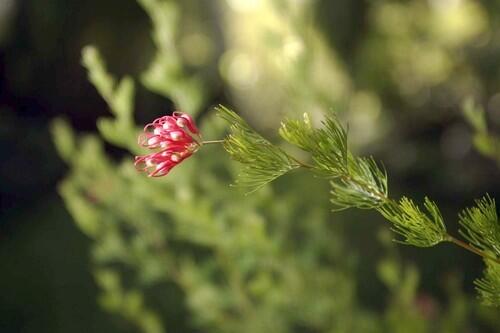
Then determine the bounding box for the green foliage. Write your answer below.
[95,269,164,333]
[223,111,447,246]
[50,118,76,163]
[377,256,428,333]
[280,113,349,176]
[219,107,500,305]
[217,105,301,193]
[278,113,386,211]
[280,113,389,210]
[329,156,388,211]
[458,195,500,306]
[138,0,210,114]
[376,229,476,333]
[82,46,138,151]
[459,195,500,258]
[475,261,500,307]
[462,99,500,164]
[378,197,447,247]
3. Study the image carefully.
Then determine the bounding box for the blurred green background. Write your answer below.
[1,0,499,332]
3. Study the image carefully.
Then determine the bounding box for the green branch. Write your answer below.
[217,105,500,306]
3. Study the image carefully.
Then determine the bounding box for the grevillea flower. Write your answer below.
[135,112,201,177]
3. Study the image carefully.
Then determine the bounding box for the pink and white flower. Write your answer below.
[135,112,201,177]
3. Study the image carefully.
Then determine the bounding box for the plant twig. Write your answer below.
[202,139,225,145]
[446,234,500,264]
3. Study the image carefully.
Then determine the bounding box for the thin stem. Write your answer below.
[202,139,225,145]
[289,155,315,169]
[446,234,500,264]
